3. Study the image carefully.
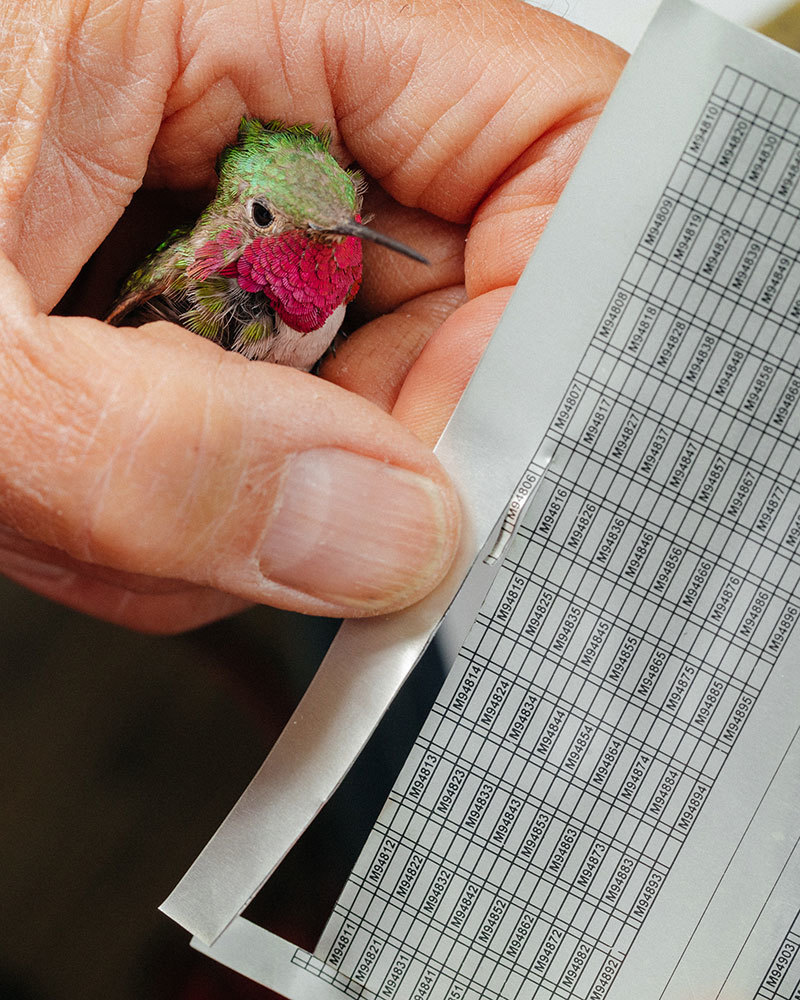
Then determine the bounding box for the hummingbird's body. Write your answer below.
[108,119,425,369]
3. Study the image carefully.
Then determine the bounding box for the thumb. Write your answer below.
[0,257,460,618]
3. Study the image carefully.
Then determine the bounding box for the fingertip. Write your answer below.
[254,446,461,616]
[322,286,468,412]
[392,288,513,448]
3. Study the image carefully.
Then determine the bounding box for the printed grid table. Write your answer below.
[289,67,800,1000]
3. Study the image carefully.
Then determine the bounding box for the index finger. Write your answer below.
[3,0,625,311]
[157,0,625,220]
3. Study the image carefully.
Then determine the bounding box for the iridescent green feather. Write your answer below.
[121,225,191,297]
[183,307,224,342]
[182,277,236,341]
[213,118,362,229]
[194,277,230,315]
[239,320,267,344]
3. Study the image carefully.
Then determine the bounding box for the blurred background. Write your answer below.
[1,591,342,999]
[3,3,800,999]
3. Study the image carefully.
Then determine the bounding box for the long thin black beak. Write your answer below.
[330,221,430,265]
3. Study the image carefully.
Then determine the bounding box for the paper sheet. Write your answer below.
[177,1,800,997]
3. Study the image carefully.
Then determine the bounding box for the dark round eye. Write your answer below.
[250,200,274,228]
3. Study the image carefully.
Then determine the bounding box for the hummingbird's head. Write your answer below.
[215,118,428,262]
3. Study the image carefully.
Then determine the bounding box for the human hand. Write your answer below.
[0,0,625,632]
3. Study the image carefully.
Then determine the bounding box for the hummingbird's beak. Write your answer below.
[330,221,430,265]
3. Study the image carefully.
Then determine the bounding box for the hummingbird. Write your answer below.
[107,117,428,369]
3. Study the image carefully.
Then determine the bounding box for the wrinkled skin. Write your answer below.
[0,0,627,633]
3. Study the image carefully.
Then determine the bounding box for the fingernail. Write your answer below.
[260,448,456,611]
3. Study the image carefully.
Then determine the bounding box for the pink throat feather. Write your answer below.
[236,231,362,333]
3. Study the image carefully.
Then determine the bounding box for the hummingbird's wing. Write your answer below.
[106,226,191,326]
[106,286,185,326]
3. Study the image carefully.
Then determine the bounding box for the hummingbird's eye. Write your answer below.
[249,200,274,228]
